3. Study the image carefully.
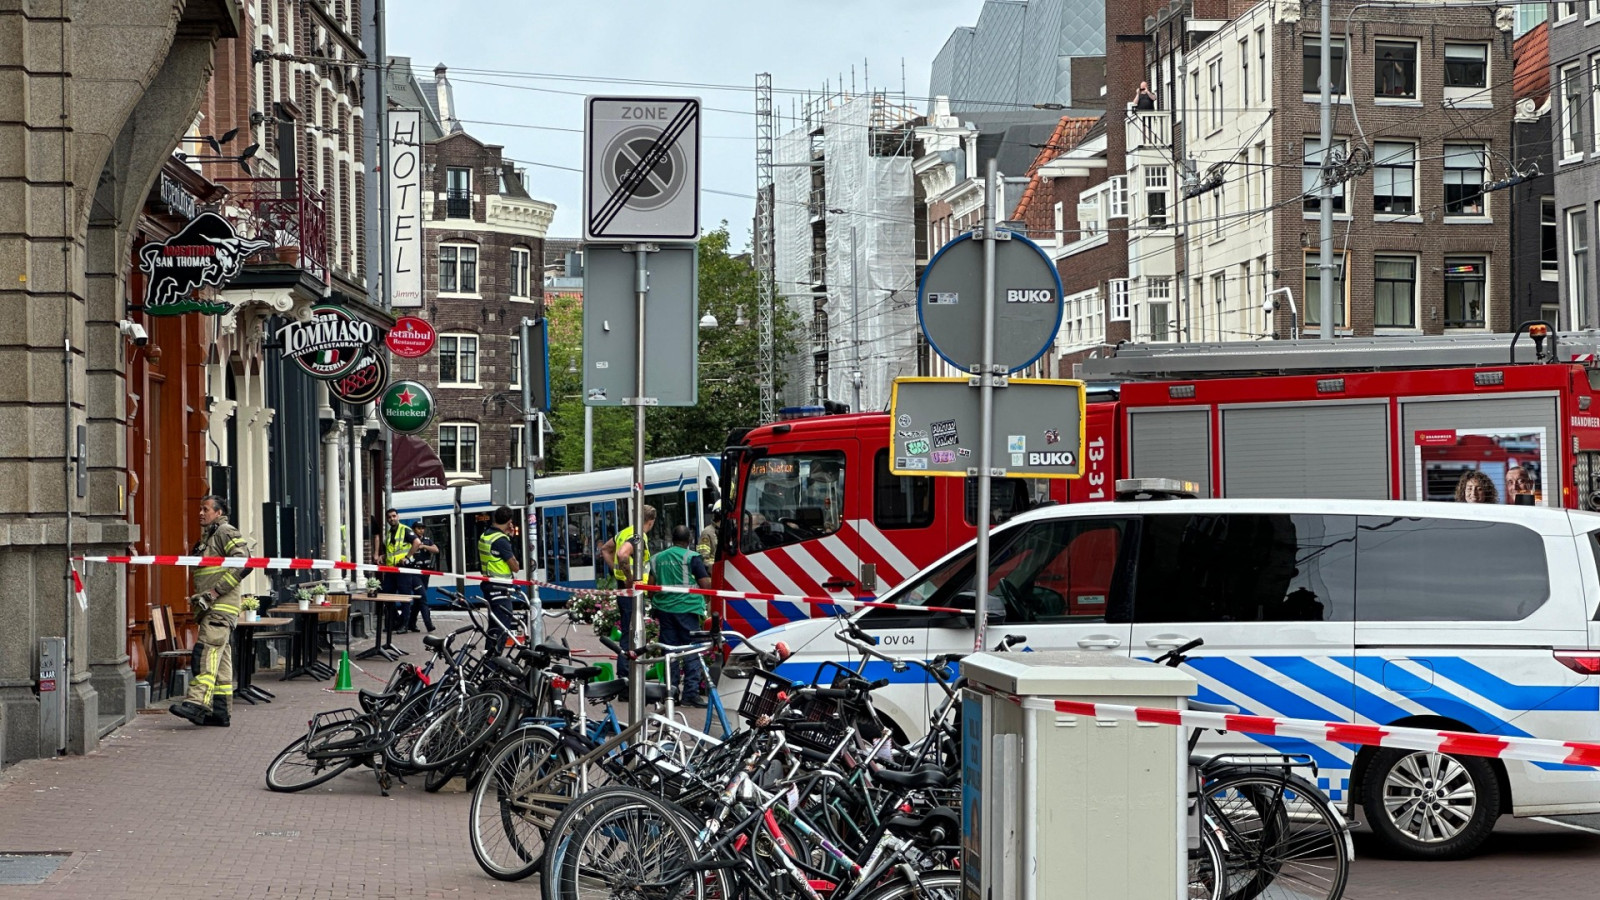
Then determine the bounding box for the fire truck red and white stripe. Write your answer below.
[1015,695,1600,769]
[721,519,927,633]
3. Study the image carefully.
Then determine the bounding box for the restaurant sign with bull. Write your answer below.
[137,211,270,316]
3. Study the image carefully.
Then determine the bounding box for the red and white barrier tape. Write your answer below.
[73,554,963,616]
[69,565,88,612]
[637,583,966,616]
[1021,696,1600,768]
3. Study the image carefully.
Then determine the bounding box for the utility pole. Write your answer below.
[850,225,861,412]
[973,159,999,653]
[520,316,538,537]
[1317,0,1335,339]
[375,0,397,501]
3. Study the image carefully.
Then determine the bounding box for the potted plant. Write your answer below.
[365,577,382,597]
[311,583,329,606]
[240,596,260,623]
[295,586,315,611]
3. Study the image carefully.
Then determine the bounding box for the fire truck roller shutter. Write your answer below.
[1128,408,1212,497]
[1221,403,1390,500]
[1399,395,1560,505]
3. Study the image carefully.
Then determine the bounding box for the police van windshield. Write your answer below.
[739,451,845,551]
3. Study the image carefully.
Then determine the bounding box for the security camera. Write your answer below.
[1262,296,1277,315]
[119,319,149,346]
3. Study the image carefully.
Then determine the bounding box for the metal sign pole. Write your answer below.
[628,243,653,724]
[973,159,999,653]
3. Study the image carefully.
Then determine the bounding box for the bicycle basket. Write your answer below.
[737,669,794,724]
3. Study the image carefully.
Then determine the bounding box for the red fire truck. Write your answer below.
[712,329,1600,636]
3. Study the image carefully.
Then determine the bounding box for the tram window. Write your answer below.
[567,502,593,567]
[652,493,689,551]
[965,477,1050,526]
[419,515,452,572]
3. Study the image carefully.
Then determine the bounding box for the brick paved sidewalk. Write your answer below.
[0,613,608,900]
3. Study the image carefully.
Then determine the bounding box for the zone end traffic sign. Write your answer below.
[887,377,1086,479]
[584,96,701,242]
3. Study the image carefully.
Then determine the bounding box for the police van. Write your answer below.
[721,493,1600,859]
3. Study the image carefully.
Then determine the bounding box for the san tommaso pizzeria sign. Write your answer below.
[278,305,378,380]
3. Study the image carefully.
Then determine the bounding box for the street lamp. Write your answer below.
[734,307,749,328]
[700,312,719,329]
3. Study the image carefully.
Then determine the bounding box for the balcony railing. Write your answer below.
[1126,110,1170,151]
[216,175,329,284]
[446,188,472,219]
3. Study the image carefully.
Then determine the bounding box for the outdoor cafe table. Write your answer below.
[232,616,291,703]
[268,605,346,680]
[355,594,414,662]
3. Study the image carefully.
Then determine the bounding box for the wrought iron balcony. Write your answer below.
[215,175,329,284]
[446,188,472,219]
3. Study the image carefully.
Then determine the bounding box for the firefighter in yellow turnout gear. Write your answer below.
[169,495,250,727]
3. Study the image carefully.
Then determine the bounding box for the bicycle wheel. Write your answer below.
[470,726,571,881]
[545,787,724,900]
[1203,770,1349,900]
[1189,817,1226,900]
[410,690,508,771]
[264,721,369,792]
[381,685,440,772]
[424,760,459,793]
[853,871,962,900]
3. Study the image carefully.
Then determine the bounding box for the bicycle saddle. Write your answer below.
[421,634,447,652]
[586,679,627,703]
[358,688,399,708]
[552,664,604,682]
[876,766,952,790]
[536,641,572,660]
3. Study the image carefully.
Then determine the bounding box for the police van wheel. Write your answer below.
[1361,748,1498,859]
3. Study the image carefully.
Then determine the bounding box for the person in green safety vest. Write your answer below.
[376,507,421,633]
[477,506,521,651]
[651,525,713,706]
[611,504,656,679]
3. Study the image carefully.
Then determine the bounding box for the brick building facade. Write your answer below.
[389,131,555,483]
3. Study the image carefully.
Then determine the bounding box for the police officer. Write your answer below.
[169,495,250,727]
[477,506,521,651]
[377,508,420,632]
[611,504,656,679]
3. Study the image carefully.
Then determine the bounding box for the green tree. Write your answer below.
[543,225,797,473]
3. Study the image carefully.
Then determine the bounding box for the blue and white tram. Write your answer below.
[390,455,718,605]
[531,455,719,603]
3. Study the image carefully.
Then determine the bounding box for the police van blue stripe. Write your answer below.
[1420,657,1599,712]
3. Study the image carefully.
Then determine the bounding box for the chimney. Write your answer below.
[434,63,461,133]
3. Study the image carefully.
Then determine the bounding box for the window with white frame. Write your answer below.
[1211,189,1224,239]
[1257,28,1267,99]
[1240,39,1250,106]
[1208,57,1224,130]
[1109,279,1130,321]
[1109,175,1128,219]
[438,423,480,475]
[1256,143,1269,209]
[1591,56,1600,152]
[1442,143,1487,216]
[1443,44,1488,104]
[439,243,479,294]
[1053,201,1064,242]
[509,335,521,388]
[1542,197,1560,279]
[1303,36,1347,95]
[1145,166,1169,228]
[438,334,479,386]
[1374,255,1417,327]
[1303,138,1346,213]
[1443,257,1487,328]
[1561,63,1584,159]
[1589,0,1599,17]
[1373,141,1416,214]
[1374,40,1418,99]
[1569,209,1589,321]
[509,246,531,299]
[1077,191,1102,238]
[1558,1,1577,20]
[1303,250,1347,327]
[1147,278,1172,341]
[1210,273,1227,337]
[1239,260,1253,332]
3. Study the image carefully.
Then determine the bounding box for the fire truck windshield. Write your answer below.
[739,450,846,551]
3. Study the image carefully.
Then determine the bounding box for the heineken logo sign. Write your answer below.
[279,305,377,380]
[380,380,435,435]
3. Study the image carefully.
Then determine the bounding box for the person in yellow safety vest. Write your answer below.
[611,504,656,679]
[169,495,251,727]
[477,505,521,652]
[376,508,421,632]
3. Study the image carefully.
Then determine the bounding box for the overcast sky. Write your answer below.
[387,0,976,248]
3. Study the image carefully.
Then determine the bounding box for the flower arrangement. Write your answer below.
[240,597,261,611]
[365,577,382,595]
[239,596,261,622]
[295,584,330,605]
[566,591,659,643]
